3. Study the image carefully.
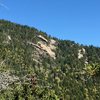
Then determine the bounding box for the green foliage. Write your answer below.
[0,20,100,99]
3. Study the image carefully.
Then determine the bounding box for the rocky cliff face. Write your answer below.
[27,35,57,59]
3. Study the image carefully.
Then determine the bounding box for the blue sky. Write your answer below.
[0,0,100,46]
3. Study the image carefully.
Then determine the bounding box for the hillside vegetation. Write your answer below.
[0,20,100,100]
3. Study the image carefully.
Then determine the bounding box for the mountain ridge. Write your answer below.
[0,19,100,100]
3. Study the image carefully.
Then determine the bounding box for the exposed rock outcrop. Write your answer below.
[27,35,57,59]
[38,35,48,43]
[0,72,19,91]
[78,48,85,59]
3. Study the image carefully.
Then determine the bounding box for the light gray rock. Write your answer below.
[0,72,19,91]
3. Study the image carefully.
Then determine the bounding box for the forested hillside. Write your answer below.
[0,20,100,100]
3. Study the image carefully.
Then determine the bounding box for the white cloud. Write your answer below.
[0,2,9,10]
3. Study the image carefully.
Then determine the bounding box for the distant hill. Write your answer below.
[0,19,100,100]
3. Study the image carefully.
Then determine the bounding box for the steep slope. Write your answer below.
[0,20,100,100]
